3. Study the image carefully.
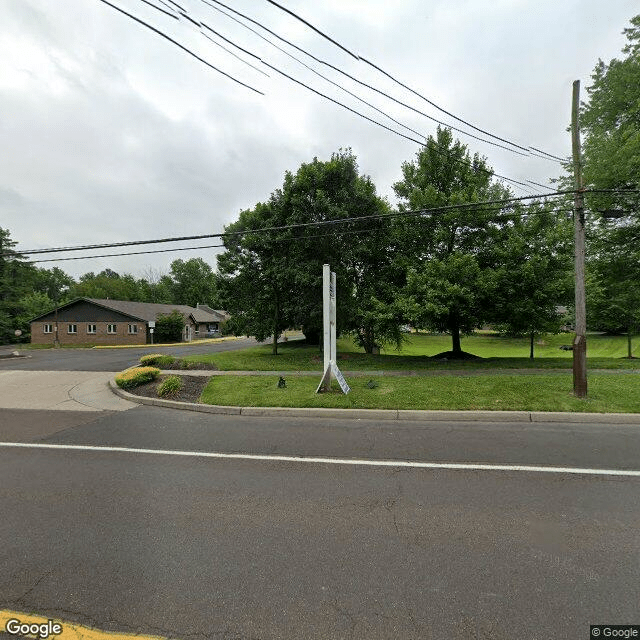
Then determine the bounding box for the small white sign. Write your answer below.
[150,328,154,334]
[330,361,350,394]
[148,321,156,328]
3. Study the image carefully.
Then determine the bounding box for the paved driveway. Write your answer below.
[0,337,259,371]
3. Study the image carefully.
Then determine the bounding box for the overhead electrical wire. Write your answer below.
[261,0,568,162]
[199,0,541,160]
[110,0,553,194]
[28,203,575,264]
[108,0,540,194]
[200,15,429,144]
[7,190,574,260]
[95,0,264,94]
[201,32,269,77]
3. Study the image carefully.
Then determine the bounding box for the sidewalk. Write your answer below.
[0,371,136,412]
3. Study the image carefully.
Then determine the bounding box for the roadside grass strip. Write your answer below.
[199,373,640,413]
[1,609,169,640]
[185,333,640,372]
[1,444,640,477]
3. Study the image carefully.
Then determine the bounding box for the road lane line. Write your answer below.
[1,442,639,477]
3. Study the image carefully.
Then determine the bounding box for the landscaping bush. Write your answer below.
[155,310,185,343]
[115,366,161,390]
[157,375,183,398]
[140,353,176,367]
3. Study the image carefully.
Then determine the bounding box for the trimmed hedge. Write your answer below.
[115,366,161,390]
[140,353,176,367]
[157,375,183,398]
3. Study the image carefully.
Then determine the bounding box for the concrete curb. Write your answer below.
[108,379,640,424]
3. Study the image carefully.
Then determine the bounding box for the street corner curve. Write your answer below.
[108,378,242,415]
[1,608,172,640]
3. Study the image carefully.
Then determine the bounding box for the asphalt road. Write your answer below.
[1,406,639,639]
[0,338,259,371]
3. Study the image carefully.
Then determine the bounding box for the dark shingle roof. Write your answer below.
[88,299,222,323]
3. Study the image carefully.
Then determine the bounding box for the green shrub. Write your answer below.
[157,375,183,398]
[140,353,176,367]
[155,310,185,343]
[115,366,161,390]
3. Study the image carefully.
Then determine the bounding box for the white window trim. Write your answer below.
[67,324,78,334]
[128,324,138,334]
[107,324,117,334]
[87,324,97,334]
[43,324,52,334]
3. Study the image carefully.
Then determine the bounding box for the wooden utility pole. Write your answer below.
[571,80,587,397]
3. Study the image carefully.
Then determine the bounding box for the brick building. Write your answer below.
[30,298,228,346]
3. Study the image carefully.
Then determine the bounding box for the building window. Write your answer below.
[128,324,138,334]
[43,324,53,334]
[87,324,97,334]
[67,324,78,334]
[107,324,117,334]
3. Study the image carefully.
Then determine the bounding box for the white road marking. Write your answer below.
[0,442,639,477]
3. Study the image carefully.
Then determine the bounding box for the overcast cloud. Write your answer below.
[0,0,634,278]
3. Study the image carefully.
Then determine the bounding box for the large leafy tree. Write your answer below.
[393,128,513,357]
[578,14,640,357]
[587,228,640,357]
[168,258,220,308]
[490,204,574,358]
[217,150,397,354]
[581,14,640,231]
[0,227,39,342]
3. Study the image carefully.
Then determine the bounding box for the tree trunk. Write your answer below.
[628,328,633,359]
[360,328,375,354]
[451,316,462,355]
[272,299,279,356]
[530,331,535,360]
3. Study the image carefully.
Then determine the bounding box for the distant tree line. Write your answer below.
[0,241,221,344]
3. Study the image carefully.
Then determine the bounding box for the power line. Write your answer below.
[29,203,574,264]
[199,0,543,161]
[95,0,264,95]
[201,32,269,77]
[112,0,540,193]
[9,190,573,258]
[199,17,430,145]
[116,0,552,193]
[261,0,567,161]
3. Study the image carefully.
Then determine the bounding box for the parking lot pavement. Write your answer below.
[0,370,136,411]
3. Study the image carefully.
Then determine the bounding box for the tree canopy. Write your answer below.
[393,128,515,357]
[581,14,640,226]
[217,149,397,354]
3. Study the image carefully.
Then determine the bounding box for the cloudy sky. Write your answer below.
[0,0,635,279]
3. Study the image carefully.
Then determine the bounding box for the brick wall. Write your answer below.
[30,321,147,346]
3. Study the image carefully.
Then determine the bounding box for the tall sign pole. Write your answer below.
[571,79,587,397]
[322,264,333,387]
[317,264,350,394]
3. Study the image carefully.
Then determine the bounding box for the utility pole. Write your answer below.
[571,80,587,397]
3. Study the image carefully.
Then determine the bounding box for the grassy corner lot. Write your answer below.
[184,333,640,372]
[199,373,640,413]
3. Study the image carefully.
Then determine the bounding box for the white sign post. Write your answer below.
[316,264,350,394]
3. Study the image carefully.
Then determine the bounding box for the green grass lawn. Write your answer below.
[199,372,640,413]
[185,332,639,372]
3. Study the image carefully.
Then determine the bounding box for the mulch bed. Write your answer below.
[126,375,211,404]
